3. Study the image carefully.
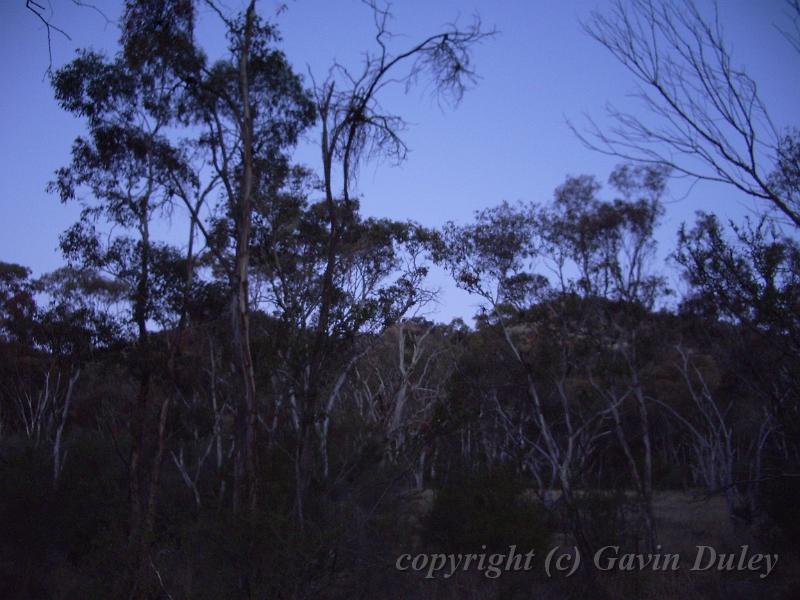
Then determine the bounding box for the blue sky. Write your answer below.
[1,0,798,322]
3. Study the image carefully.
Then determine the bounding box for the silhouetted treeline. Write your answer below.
[2,1,799,598]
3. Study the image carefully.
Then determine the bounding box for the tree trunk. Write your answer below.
[231,0,260,515]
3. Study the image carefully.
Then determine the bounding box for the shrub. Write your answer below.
[424,467,553,554]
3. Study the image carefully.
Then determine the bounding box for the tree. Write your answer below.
[32,268,124,487]
[674,211,800,516]
[539,164,668,306]
[0,262,37,348]
[540,164,669,550]
[248,183,433,516]
[49,39,198,595]
[577,0,800,228]
[269,0,492,521]
[341,319,460,489]
[437,164,672,555]
[123,0,316,515]
[437,200,607,561]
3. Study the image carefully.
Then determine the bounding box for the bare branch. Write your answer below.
[26,0,113,74]
[578,0,800,228]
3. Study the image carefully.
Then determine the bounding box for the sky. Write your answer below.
[1,0,798,323]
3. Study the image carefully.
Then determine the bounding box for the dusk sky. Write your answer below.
[1,0,798,322]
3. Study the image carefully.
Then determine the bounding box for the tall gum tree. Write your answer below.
[123,0,315,514]
[49,43,195,595]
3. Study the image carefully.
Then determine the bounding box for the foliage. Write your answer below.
[425,468,553,554]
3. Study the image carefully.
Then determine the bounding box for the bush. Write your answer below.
[424,467,553,554]
[761,475,800,549]
[573,489,631,551]
[0,433,128,599]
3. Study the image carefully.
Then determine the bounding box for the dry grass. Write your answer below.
[652,491,733,553]
[397,488,798,599]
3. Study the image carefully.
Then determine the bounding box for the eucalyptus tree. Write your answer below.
[0,262,37,349]
[48,41,196,596]
[341,318,462,489]
[235,0,492,518]
[436,201,606,554]
[675,212,800,519]
[437,164,671,553]
[539,164,669,549]
[123,0,316,514]
[34,267,127,487]
[247,176,434,517]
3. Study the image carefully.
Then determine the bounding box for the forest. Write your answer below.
[1,0,799,598]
